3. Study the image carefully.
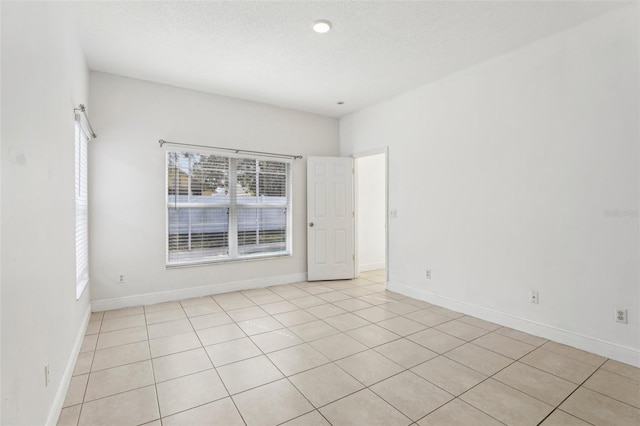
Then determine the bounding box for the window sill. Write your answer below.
[165,252,292,269]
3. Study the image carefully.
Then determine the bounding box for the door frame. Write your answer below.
[353,147,389,285]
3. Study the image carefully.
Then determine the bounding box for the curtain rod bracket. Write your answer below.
[74,104,98,139]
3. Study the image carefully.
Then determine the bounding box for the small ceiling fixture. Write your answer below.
[313,20,332,34]
[337,101,344,105]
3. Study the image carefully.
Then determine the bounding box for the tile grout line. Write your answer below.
[431,328,614,425]
[262,294,441,422]
[143,306,163,425]
[436,361,520,423]
[81,287,513,422]
[74,302,227,423]
[211,279,402,423]
[68,279,396,423]
[174,296,250,426]
[188,300,251,426]
[431,329,553,423]
[213,289,326,425]
[534,358,608,426]
[73,274,638,426]
[72,316,100,426]
[562,357,640,410]
[347,364,442,424]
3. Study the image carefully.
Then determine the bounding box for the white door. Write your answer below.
[307,157,355,281]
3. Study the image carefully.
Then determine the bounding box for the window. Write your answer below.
[166,150,292,266]
[75,117,89,298]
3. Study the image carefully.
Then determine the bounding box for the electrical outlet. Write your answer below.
[426,269,431,279]
[44,363,50,387]
[615,309,627,324]
[390,209,398,219]
[118,274,125,284]
[529,290,539,304]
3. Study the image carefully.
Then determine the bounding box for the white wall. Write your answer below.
[341,6,640,366]
[89,72,339,308]
[0,2,4,422]
[356,153,386,272]
[0,3,3,422]
[1,3,92,425]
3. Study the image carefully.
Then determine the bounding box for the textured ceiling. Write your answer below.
[73,1,630,117]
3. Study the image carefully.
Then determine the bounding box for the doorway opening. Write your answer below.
[354,149,388,284]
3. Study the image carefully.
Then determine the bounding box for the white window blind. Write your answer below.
[166,150,292,266]
[75,117,89,298]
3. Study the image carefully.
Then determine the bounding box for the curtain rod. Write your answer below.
[74,104,97,139]
[158,139,303,160]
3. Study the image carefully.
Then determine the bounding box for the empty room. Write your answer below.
[1,1,639,425]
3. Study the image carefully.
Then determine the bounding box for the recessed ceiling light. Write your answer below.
[313,20,332,34]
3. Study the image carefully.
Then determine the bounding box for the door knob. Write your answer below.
[309,222,314,227]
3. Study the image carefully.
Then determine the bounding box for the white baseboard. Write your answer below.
[359,262,386,273]
[46,304,92,426]
[92,273,308,312]
[388,281,640,368]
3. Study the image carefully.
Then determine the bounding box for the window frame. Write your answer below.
[165,149,293,267]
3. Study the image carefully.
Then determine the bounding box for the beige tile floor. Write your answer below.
[58,270,640,426]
